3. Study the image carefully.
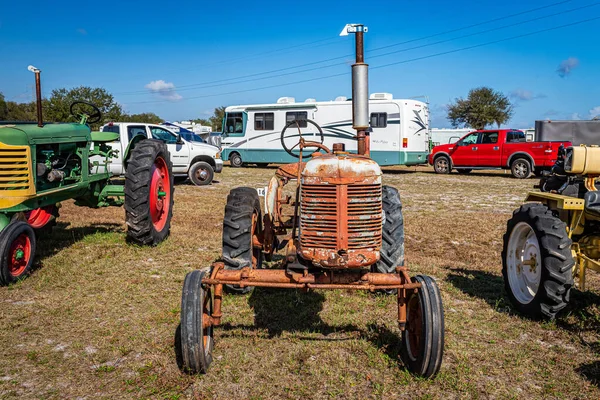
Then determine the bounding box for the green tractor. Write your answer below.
[0,67,174,285]
[502,144,600,318]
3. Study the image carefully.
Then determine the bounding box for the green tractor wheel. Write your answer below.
[502,203,574,318]
[124,139,174,245]
[0,221,37,285]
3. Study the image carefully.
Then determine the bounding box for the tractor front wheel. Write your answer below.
[180,270,214,374]
[0,221,36,285]
[125,139,174,245]
[222,187,263,294]
[401,275,445,378]
[502,203,574,318]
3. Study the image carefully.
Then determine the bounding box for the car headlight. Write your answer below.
[215,152,221,159]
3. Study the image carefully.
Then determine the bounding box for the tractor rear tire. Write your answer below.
[0,221,36,286]
[401,275,445,378]
[373,185,404,271]
[124,139,174,246]
[180,270,214,374]
[222,187,263,294]
[502,203,574,319]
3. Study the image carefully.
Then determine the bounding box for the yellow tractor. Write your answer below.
[502,144,600,318]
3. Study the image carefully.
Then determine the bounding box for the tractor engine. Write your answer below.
[298,148,383,269]
[35,143,82,190]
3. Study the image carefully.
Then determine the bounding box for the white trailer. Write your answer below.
[220,93,430,167]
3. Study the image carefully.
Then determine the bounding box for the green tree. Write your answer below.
[190,118,211,127]
[447,87,513,129]
[121,112,163,124]
[6,101,37,121]
[209,106,226,131]
[0,93,8,120]
[44,86,124,129]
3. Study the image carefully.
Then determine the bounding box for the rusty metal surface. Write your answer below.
[34,71,43,127]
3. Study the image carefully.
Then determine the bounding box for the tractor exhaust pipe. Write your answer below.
[341,24,370,156]
[28,65,43,127]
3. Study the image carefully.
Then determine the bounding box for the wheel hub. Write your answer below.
[9,234,31,277]
[507,222,542,304]
[196,168,208,181]
[149,157,170,231]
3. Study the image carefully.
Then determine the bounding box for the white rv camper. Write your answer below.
[220,93,430,166]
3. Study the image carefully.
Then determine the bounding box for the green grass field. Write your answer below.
[1,165,599,399]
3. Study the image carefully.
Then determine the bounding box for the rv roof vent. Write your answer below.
[277,97,295,104]
[335,96,348,102]
[304,98,316,103]
[370,93,393,100]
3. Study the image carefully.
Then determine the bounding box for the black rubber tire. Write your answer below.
[180,270,213,374]
[372,186,405,280]
[0,221,37,286]
[124,139,174,246]
[255,163,269,168]
[188,161,214,186]
[501,203,574,319]
[229,153,243,168]
[457,169,472,174]
[222,187,263,294]
[433,156,451,174]
[511,158,531,179]
[401,275,445,378]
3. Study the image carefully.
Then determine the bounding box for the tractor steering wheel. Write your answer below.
[70,101,102,124]
[280,118,330,159]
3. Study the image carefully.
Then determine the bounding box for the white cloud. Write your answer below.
[145,80,182,101]
[590,106,600,120]
[510,89,546,101]
[557,57,579,78]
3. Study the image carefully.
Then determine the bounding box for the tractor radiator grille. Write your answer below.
[0,147,32,192]
[300,183,382,250]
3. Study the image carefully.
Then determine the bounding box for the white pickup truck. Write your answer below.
[98,122,223,185]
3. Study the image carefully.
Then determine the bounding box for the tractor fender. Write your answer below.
[123,135,147,171]
[265,176,279,219]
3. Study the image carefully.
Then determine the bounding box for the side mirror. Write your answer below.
[176,134,183,145]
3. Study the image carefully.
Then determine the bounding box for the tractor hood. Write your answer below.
[302,153,382,185]
[0,123,91,146]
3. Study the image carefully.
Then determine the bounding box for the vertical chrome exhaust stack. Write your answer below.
[340,24,369,156]
[27,65,43,127]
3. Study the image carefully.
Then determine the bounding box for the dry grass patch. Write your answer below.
[1,165,599,399]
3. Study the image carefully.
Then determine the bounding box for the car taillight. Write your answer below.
[402,138,408,148]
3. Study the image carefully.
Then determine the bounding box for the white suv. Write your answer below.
[99,122,223,185]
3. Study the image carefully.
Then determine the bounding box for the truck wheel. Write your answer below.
[25,205,59,237]
[0,221,36,285]
[180,270,214,374]
[188,161,214,186]
[230,153,243,168]
[502,203,574,319]
[401,275,444,378]
[372,186,404,293]
[125,139,174,246]
[433,156,451,174]
[222,187,263,294]
[457,169,472,174]
[511,158,531,179]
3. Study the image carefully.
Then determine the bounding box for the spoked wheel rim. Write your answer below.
[149,156,171,231]
[9,233,32,277]
[25,205,55,229]
[506,222,542,304]
[435,158,449,173]
[513,162,528,178]
[405,293,424,361]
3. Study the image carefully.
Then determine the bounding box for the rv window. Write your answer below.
[127,125,147,142]
[286,111,308,128]
[370,113,387,128]
[255,113,274,130]
[225,112,244,134]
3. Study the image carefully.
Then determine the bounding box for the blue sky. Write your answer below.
[1,0,599,128]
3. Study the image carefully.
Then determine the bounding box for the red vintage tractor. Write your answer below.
[178,24,444,377]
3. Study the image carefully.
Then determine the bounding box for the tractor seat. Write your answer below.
[584,191,600,220]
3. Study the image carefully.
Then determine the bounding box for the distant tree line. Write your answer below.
[0,87,226,132]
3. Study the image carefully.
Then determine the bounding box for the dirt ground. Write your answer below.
[1,165,599,399]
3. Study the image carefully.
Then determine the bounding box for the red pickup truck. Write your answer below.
[428,129,571,178]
